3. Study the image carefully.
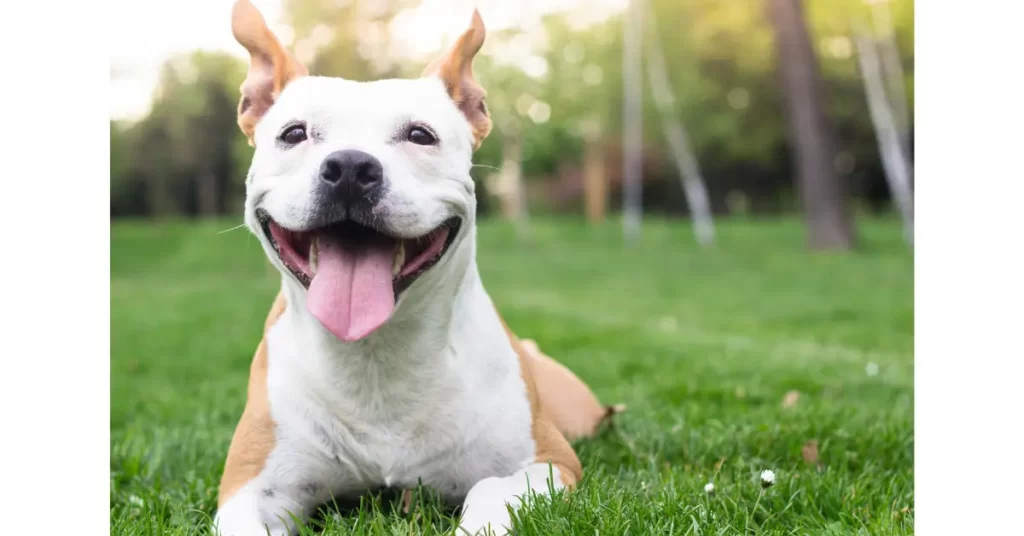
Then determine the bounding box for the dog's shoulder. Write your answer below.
[218,292,289,506]
[264,291,288,333]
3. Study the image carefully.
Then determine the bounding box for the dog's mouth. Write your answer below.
[256,209,461,342]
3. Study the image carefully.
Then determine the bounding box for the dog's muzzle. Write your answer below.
[256,208,461,342]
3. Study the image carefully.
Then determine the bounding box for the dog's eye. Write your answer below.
[279,124,307,145]
[407,126,437,146]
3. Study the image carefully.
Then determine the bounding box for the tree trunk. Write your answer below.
[496,134,524,221]
[621,0,644,243]
[641,1,715,246]
[854,33,914,246]
[197,170,220,217]
[145,171,176,217]
[582,139,607,224]
[767,0,855,250]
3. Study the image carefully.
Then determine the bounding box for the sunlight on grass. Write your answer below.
[111,217,913,534]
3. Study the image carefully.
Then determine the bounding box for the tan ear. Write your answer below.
[421,10,492,150]
[231,0,308,145]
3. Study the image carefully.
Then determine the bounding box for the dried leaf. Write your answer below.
[401,489,413,515]
[782,390,801,409]
[802,439,820,466]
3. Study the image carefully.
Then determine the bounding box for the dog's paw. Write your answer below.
[459,476,514,536]
[213,513,291,536]
[458,516,510,536]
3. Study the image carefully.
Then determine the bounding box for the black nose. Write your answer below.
[318,150,385,206]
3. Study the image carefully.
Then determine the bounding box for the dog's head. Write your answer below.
[231,0,492,342]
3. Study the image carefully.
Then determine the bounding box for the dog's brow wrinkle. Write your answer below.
[252,191,267,210]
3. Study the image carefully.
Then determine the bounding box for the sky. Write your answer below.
[109,0,627,122]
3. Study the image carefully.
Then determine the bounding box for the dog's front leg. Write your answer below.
[214,333,328,536]
[459,420,583,536]
[213,479,319,536]
[459,461,578,536]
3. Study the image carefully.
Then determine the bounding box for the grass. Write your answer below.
[111,216,913,535]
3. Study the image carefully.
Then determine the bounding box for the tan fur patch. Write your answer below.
[496,311,584,486]
[263,291,287,332]
[218,292,288,506]
[520,339,610,442]
[231,0,308,145]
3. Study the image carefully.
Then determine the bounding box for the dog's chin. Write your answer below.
[254,208,461,341]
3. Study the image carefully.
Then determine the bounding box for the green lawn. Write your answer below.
[111,217,913,535]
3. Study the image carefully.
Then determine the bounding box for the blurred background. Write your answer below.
[109,0,914,248]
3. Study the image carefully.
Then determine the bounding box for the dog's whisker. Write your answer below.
[471,164,503,172]
[218,223,249,235]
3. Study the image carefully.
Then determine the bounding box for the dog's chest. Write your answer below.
[261,316,535,501]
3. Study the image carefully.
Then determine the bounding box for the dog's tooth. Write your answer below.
[393,242,405,277]
[309,240,319,275]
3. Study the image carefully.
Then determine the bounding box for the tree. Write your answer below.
[767,0,855,250]
[283,0,417,80]
[108,0,914,223]
[111,51,250,218]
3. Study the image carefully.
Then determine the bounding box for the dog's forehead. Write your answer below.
[272,76,457,127]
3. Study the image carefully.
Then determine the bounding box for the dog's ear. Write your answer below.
[421,10,491,150]
[231,0,308,146]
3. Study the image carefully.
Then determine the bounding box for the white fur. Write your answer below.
[460,464,566,536]
[214,74,560,535]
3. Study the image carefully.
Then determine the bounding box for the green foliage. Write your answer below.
[111,51,250,218]
[111,217,913,534]
[284,0,419,80]
[469,0,913,208]
[109,0,914,218]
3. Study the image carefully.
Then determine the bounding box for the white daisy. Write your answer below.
[760,469,776,488]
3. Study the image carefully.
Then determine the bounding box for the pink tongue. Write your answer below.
[307,235,395,342]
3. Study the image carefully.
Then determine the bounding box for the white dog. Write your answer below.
[214,2,619,535]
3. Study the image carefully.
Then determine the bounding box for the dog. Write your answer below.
[214,2,620,534]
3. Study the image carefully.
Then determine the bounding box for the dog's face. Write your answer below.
[231,0,491,342]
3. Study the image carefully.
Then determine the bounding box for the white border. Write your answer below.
[1,0,109,532]
[916,0,1024,533]
[3,0,1022,533]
